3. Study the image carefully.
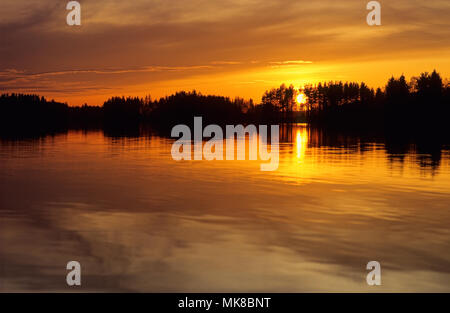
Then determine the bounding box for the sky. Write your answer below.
[1,0,450,106]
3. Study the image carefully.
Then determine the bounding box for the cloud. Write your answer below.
[210,61,242,65]
[0,0,449,103]
[269,60,314,68]
[0,65,215,82]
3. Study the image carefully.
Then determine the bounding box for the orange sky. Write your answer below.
[1,0,449,106]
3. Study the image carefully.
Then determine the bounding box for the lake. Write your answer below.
[1,124,450,292]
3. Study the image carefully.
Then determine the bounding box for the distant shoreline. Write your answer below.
[1,70,449,137]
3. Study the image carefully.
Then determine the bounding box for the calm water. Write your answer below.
[1,124,450,292]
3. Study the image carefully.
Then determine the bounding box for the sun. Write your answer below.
[296,93,307,105]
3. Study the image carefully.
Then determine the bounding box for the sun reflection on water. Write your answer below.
[296,127,308,162]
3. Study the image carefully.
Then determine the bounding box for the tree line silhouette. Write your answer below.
[302,70,450,130]
[1,70,449,136]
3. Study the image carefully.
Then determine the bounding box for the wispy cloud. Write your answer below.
[210,61,242,65]
[1,0,449,104]
[0,65,215,84]
[270,60,313,65]
[269,60,313,68]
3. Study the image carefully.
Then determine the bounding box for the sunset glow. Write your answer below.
[0,0,449,106]
[2,0,450,295]
[296,93,307,105]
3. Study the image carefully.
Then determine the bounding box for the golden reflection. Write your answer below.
[296,126,308,162]
[2,129,450,292]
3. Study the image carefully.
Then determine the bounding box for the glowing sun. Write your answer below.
[296,93,307,105]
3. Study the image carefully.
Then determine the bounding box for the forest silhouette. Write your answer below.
[1,70,449,136]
